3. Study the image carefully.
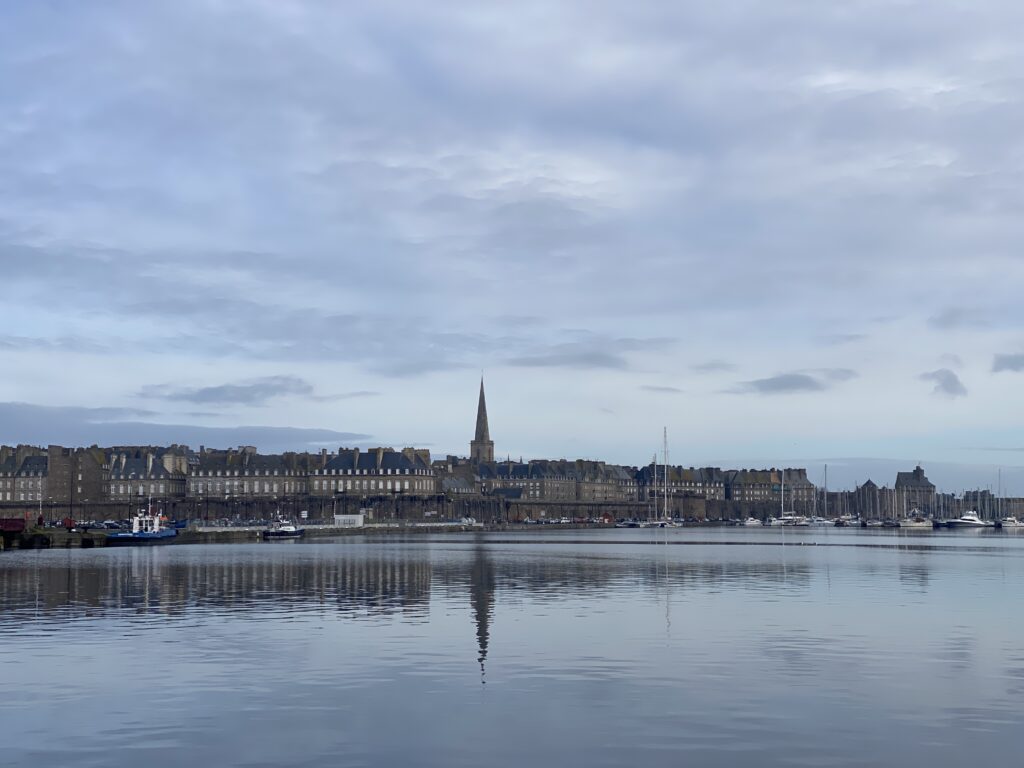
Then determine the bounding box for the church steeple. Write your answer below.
[470,378,494,464]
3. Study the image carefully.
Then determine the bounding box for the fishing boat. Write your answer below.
[946,510,993,529]
[262,518,305,539]
[105,508,177,546]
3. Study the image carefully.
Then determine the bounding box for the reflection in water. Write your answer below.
[2,530,1024,768]
[470,545,495,683]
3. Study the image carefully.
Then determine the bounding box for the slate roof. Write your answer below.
[109,455,174,480]
[16,456,48,476]
[322,448,431,473]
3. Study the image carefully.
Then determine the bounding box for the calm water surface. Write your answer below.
[2,527,1023,767]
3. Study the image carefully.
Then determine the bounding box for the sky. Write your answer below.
[2,1,1024,491]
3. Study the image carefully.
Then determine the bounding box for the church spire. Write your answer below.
[470,377,494,464]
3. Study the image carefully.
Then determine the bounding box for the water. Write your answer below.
[2,527,1023,767]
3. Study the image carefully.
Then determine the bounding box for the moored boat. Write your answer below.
[105,509,177,546]
[262,519,305,539]
[998,517,1024,529]
[743,517,762,527]
[946,510,993,529]
[899,512,933,529]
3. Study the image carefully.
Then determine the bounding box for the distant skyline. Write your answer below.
[3,2,1024,491]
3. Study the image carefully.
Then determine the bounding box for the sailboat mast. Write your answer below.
[780,467,785,516]
[663,427,668,521]
[823,464,828,518]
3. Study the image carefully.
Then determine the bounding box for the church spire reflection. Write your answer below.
[469,544,495,684]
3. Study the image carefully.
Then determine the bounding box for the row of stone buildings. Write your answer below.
[0,440,818,511]
[0,380,968,517]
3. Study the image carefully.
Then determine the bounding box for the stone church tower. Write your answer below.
[470,378,494,464]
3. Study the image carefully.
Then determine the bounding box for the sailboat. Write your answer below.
[770,468,809,526]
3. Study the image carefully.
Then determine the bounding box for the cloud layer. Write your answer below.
[1,1,1023,467]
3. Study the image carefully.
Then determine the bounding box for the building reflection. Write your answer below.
[0,544,819,635]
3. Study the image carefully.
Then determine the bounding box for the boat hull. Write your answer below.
[262,529,305,539]
[105,530,178,546]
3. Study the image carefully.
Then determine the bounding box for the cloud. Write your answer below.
[993,353,1024,373]
[507,349,628,370]
[691,360,736,374]
[928,308,990,331]
[919,369,967,398]
[641,385,684,394]
[939,353,964,368]
[506,337,670,370]
[139,376,315,405]
[812,368,859,382]
[816,333,866,346]
[732,373,828,395]
[0,402,369,453]
[730,368,857,394]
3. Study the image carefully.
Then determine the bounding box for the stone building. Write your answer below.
[108,448,188,501]
[188,447,308,499]
[725,469,778,504]
[308,447,435,496]
[894,466,936,513]
[639,465,727,502]
[783,468,816,508]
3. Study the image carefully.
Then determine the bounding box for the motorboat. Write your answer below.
[808,516,830,526]
[106,509,177,546]
[998,517,1024,529]
[946,510,993,529]
[865,519,884,528]
[743,517,763,527]
[262,519,305,539]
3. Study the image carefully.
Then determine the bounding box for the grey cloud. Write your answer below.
[692,360,736,374]
[508,349,628,370]
[0,335,111,353]
[813,368,859,382]
[139,376,315,405]
[641,385,684,394]
[730,368,857,394]
[928,308,990,330]
[919,369,967,398]
[0,402,369,454]
[733,373,828,395]
[993,353,1024,373]
[316,390,380,401]
[816,333,866,346]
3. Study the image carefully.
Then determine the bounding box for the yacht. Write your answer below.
[999,517,1024,529]
[743,517,763,527]
[946,510,993,529]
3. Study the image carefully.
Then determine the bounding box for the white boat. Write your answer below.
[946,510,993,529]
[999,517,1024,529]
[771,511,809,527]
[743,517,762,527]
[899,513,932,529]
[808,516,830,526]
